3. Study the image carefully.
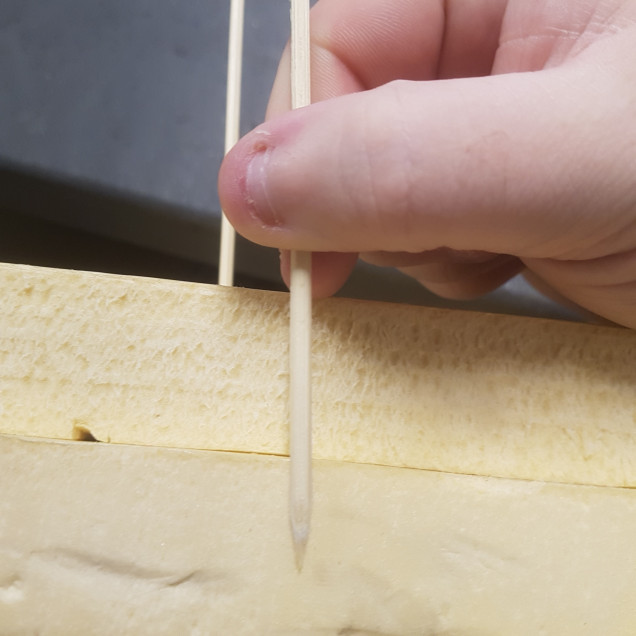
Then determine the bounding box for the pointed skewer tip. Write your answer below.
[292,526,309,573]
[292,522,309,574]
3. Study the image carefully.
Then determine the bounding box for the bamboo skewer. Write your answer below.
[218,0,313,570]
[218,0,245,287]
[289,0,313,572]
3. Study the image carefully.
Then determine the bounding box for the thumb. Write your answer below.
[219,60,633,263]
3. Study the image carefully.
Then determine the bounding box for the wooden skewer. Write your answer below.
[289,0,312,572]
[218,0,245,287]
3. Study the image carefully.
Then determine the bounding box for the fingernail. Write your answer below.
[244,142,281,228]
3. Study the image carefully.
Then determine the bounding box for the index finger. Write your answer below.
[267,0,507,117]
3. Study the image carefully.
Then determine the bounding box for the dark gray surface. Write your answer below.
[0,0,288,204]
[0,0,288,255]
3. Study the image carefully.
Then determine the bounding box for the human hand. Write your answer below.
[218,0,636,328]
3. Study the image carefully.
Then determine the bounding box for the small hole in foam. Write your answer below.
[72,425,99,442]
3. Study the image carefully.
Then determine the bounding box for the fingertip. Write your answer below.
[311,252,359,298]
[280,251,358,298]
[219,111,314,248]
[404,255,524,300]
[218,125,282,246]
[218,136,249,229]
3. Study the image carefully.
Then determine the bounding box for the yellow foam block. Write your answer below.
[0,434,635,635]
[1,262,636,633]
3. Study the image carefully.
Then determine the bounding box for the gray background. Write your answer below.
[0,0,583,321]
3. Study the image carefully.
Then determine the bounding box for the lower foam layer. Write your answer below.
[0,434,634,635]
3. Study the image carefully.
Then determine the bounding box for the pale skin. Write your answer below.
[218,0,636,328]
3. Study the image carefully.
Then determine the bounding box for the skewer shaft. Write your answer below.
[289,0,312,571]
[289,250,312,570]
[219,0,245,287]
